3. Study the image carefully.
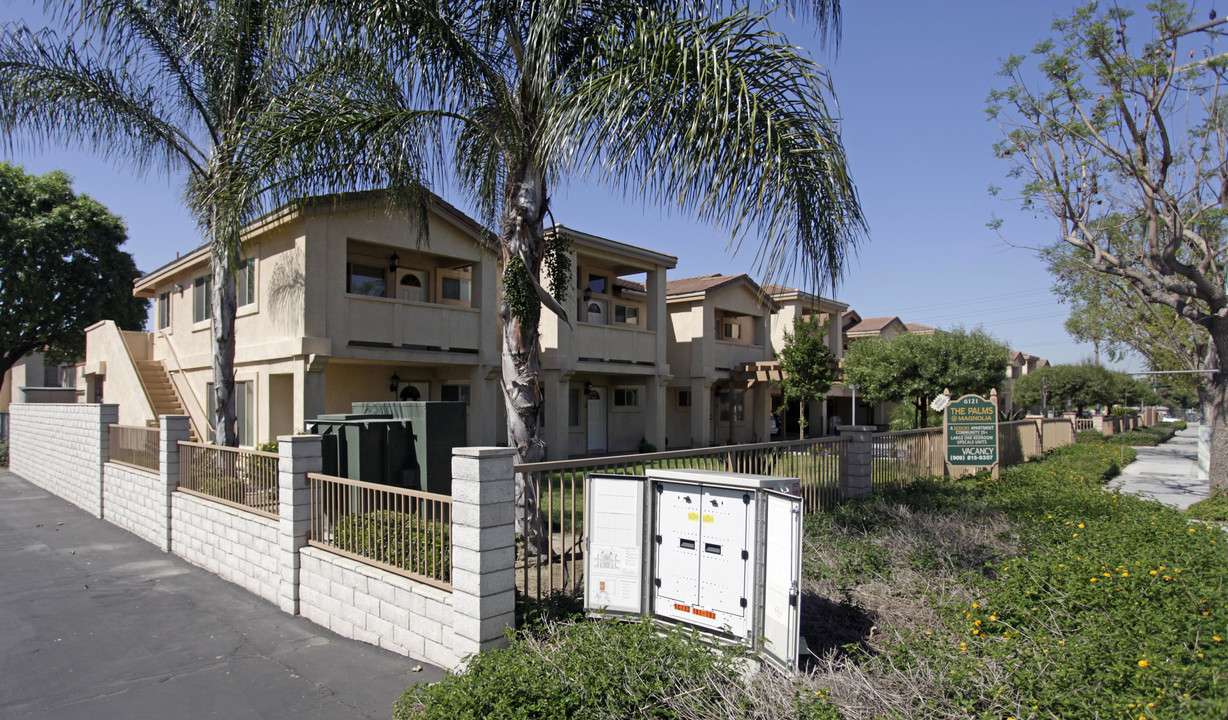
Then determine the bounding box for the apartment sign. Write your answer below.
[945,394,998,467]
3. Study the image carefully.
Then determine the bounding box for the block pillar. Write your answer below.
[158,415,191,552]
[278,434,322,615]
[451,447,517,664]
[839,425,875,499]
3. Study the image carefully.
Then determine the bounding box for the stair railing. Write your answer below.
[157,330,210,441]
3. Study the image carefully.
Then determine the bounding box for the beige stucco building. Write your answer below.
[539,226,677,456]
[762,284,847,437]
[84,192,502,446]
[663,274,779,447]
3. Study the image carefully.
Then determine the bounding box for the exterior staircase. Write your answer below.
[136,360,197,440]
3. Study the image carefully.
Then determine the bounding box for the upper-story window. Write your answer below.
[237,259,256,307]
[193,274,213,323]
[157,291,171,330]
[438,266,472,307]
[348,262,387,297]
[587,274,607,295]
[614,304,639,326]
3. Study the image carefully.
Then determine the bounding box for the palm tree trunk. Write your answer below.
[211,247,239,446]
[500,163,549,554]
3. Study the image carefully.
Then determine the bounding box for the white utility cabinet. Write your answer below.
[584,468,804,670]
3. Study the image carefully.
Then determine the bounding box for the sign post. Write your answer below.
[944,389,999,479]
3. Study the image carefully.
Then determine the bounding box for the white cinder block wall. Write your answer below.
[9,403,117,517]
[171,493,281,605]
[102,462,165,548]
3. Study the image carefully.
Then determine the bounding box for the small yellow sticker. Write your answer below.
[703,514,714,524]
[687,512,699,521]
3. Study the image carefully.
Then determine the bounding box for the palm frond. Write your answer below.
[547,6,865,291]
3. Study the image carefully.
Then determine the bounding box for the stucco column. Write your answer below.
[644,376,667,451]
[690,378,712,447]
[277,434,322,615]
[839,425,875,499]
[451,447,517,663]
[541,370,570,460]
[158,415,191,552]
[298,360,327,425]
[468,366,498,446]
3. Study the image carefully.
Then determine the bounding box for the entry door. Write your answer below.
[586,300,608,325]
[587,388,606,452]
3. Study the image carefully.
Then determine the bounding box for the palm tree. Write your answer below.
[287,0,865,542]
[0,0,406,445]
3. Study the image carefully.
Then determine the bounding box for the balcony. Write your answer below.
[343,294,482,354]
[573,322,658,366]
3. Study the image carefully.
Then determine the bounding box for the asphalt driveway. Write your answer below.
[0,470,443,720]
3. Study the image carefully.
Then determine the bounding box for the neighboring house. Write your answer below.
[1,352,81,411]
[1002,350,1050,415]
[538,225,677,457]
[835,311,944,429]
[762,284,847,438]
[841,311,910,351]
[84,191,502,446]
[665,274,778,447]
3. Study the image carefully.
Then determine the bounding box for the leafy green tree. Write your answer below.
[0,1,403,444]
[775,314,837,436]
[842,328,1009,429]
[1011,363,1123,417]
[988,2,1228,492]
[289,1,865,538]
[0,162,147,378]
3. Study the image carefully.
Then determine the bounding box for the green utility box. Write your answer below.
[306,417,420,490]
[351,401,467,495]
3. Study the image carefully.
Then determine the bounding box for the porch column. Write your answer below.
[691,377,712,447]
[541,369,570,460]
[644,375,668,452]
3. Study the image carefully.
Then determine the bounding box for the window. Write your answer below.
[157,291,171,330]
[614,387,639,407]
[568,387,581,426]
[43,364,62,387]
[677,389,691,408]
[717,390,744,422]
[193,274,212,323]
[721,320,742,340]
[614,305,639,326]
[438,266,473,306]
[586,274,607,295]
[440,384,470,405]
[205,380,254,446]
[237,259,255,307]
[348,263,387,297]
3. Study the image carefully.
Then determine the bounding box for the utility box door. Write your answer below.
[761,490,803,671]
[654,481,755,636]
[584,474,648,616]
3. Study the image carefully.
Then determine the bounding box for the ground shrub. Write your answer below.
[800,435,1227,719]
[395,619,746,720]
[0,441,7,468]
[194,475,245,502]
[1186,493,1228,522]
[332,510,450,581]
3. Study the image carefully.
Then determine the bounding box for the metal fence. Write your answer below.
[1075,418,1093,432]
[512,436,847,601]
[108,424,160,471]
[307,473,453,590]
[178,441,279,519]
[870,428,944,489]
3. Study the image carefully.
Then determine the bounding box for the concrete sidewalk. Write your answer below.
[1109,425,1209,510]
[0,470,443,720]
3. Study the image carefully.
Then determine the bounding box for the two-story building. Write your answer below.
[664,274,778,447]
[762,284,848,438]
[84,191,501,446]
[538,226,677,456]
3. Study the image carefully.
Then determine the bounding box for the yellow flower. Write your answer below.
[972,603,979,609]
[1214,636,1222,643]
[1150,570,1158,575]
[1138,660,1149,667]
[1078,523,1085,529]
[1090,578,1098,582]
[989,615,997,621]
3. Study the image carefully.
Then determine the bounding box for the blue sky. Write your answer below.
[2,0,1199,370]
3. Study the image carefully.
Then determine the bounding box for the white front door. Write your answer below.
[587,388,606,453]
[586,300,607,325]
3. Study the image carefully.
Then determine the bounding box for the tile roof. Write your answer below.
[665,273,748,296]
[846,316,903,334]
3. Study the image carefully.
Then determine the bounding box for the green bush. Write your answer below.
[395,619,746,720]
[1186,493,1228,522]
[195,475,245,502]
[0,441,8,468]
[805,436,1227,719]
[332,510,450,581]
